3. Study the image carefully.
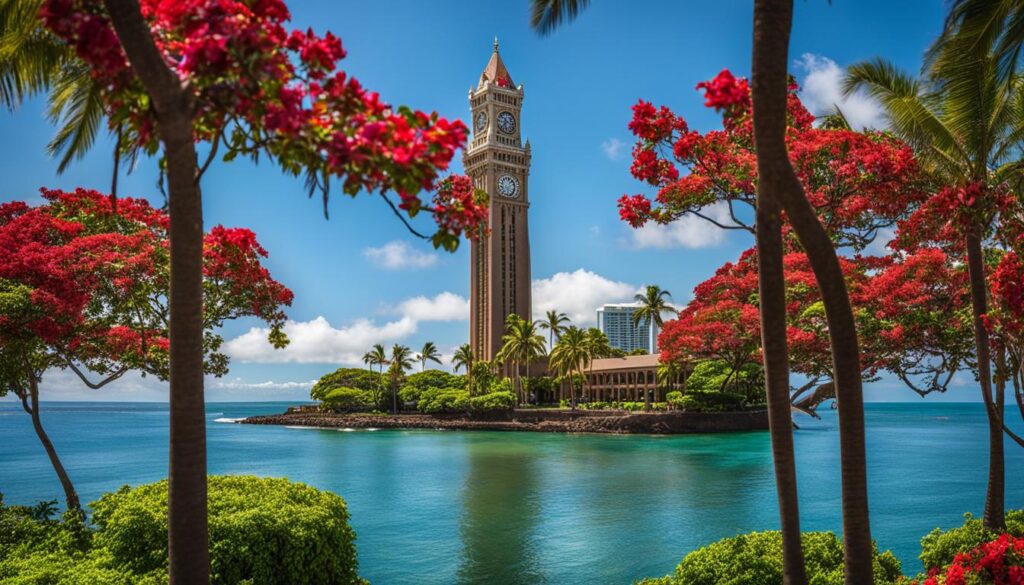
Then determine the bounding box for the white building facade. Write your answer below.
[596,304,659,353]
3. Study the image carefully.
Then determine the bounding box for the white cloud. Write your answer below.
[363,240,438,270]
[224,292,468,364]
[601,137,625,160]
[211,378,316,390]
[394,292,468,322]
[532,269,636,326]
[630,202,731,249]
[795,53,885,130]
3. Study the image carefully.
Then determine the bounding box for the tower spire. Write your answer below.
[479,37,514,89]
[494,36,499,52]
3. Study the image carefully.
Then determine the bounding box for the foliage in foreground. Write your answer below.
[634,530,901,585]
[917,510,1024,573]
[0,476,363,585]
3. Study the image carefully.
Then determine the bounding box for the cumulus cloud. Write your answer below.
[601,137,625,160]
[363,240,438,270]
[532,269,636,326]
[794,53,885,130]
[630,203,731,249]
[224,292,468,364]
[394,292,468,322]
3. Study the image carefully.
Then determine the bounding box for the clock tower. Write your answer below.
[465,39,532,362]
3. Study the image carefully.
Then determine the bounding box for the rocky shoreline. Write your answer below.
[240,408,769,434]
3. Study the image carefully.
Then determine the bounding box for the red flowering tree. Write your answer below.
[659,248,877,416]
[37,1,488,578]
[0,188,292,514]
[617,69,926,252]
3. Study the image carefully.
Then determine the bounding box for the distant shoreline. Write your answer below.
[240,408,770,434]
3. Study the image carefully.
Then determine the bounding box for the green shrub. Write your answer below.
[311,367,382,401]
[636,531,900,585]
[418,387,470,413]
[918,510,1024,571]
[321,387,374,412]
[666,391,685,409]
[687,360,766,407]
[400,370,466,405]
[679,391,745,413]
[468,391,515,412]
[522,376,555,399]
[0,477,364,585]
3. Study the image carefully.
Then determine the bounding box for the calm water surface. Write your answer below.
[1,402,1021,584]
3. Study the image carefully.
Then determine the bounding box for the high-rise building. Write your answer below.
[466,39,532,362]
[597,304,659,353]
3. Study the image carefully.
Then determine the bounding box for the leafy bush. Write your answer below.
[468,391,515,412]
[918,510,1024,572]
[418,387,470,413]
[636,531,901,585]
[400,370,466,405]
[679,391,745,413]
[522,376,555,399]
[666,391,685,409]
[0,477,364,585]
[321,387,374,412]
[311,367,382,401]
[911,533,1024,584]
[687,360,766,406]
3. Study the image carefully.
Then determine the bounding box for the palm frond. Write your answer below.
[45,61,104,172]
[530,0,591,36]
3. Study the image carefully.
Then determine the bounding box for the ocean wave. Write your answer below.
[214,417,244,424]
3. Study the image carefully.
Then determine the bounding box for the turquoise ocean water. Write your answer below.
[1,401,1021,584]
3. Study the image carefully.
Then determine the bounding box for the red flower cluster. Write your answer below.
[617,194,652,228]
[40,0,482,243]
[915,534,1024,585]
[696,69,750,115]
[430,175,490,251]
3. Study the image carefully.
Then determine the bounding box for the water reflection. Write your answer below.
[458,440,546,584]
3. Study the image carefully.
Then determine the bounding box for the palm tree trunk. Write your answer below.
[754,194,808,584]
[752,2,872,583]
[103,3,210,582]
[19,374,81,515]
[966,230,1005,530]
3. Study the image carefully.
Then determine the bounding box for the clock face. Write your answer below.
[497,174,519,198]
[497,111,516,134]
[474,111,487,132]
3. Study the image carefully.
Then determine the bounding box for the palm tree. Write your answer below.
[0,0,125,193]
[452,343,475,393]
[752,2,877,582]
[364,344,388,407]
[549,326,589,410]
[632,285,676,352]
[657,360,682,395]
[531,2,815,583]
[497,315,546,405]
[418,341,442,372]
[538,309,570,352]
[584,327,612,403]
[388,344,414,414]
[844,36,1023,532]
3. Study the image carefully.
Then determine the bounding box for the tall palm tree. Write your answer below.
[584,327,612,403]
[549,326,589,410]
[452,343,474,393]
[418,341,442,372]
[528,5,815,582]
[497,314,546,405]
[845,38,1023,531]
[388,344,414,414]
[538,309,570,352]
[364,344,388,407]
[632,285,676,352]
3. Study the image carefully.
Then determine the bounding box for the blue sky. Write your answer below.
[2,0,980,402]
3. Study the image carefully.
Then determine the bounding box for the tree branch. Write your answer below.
[379,192,430,239]
[64,360,129,389]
